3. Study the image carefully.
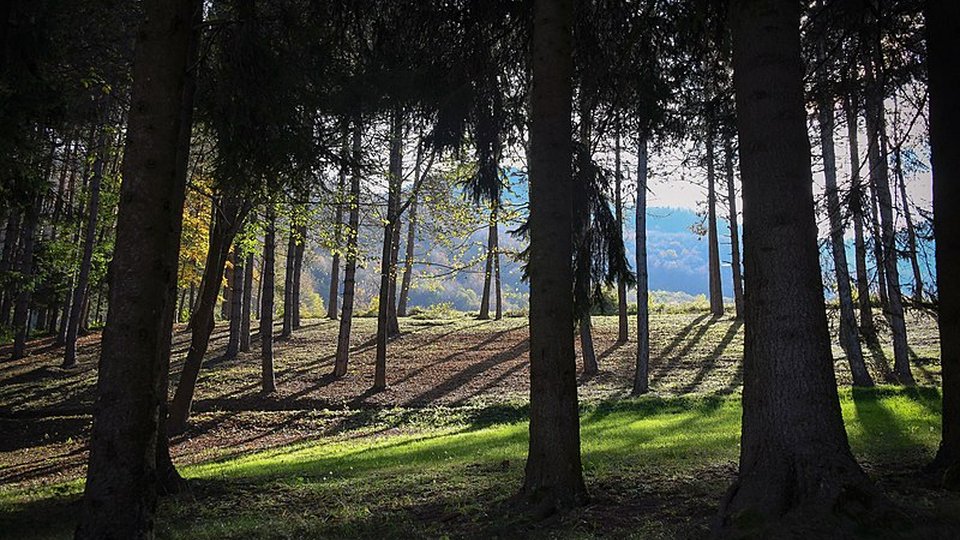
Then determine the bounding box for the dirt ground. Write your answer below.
[0,310,942,493]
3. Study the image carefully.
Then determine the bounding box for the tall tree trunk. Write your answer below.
[615,127,628,341]
[327,135,348,320]
[293,224,305,329]
[926,0,960,483]
[76,0,198,535]
[374,110,403,390]
[63,118,108,369]
[397,188,418,317]
[11,195,40,360]
[0,208,21,326]
[844,91,876,335]
[167,194,248,432]
[576,97,598,376]
[387,208,401,337]
[493,219,502,320]
[479,213,496,320]
[633,137,650,395]
[333,119,362,378]
[864,53,914,385]
[240,252,253,352]
[281,226,295,338]
[706,127,724,318]
[723,135,745,320]
[817,84,872,386]
[717,0,884,533]
[261,208,277,393]
[868,179,889,309]
[225,246,243,358]
[894,148,924,302]
[521,0,586,514]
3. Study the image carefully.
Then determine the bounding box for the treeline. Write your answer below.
[0,0,955,537]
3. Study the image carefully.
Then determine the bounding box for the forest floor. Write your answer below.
[1,309,956,538]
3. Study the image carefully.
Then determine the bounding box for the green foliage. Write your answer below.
[408,302,462,320]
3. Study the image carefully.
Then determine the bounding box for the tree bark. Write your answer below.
[166,194,248,432]
[633,137,650,395]
[374,110,404,390]
[723,135,744,320]
[225,246,243,358]
[261,207,277,393]
[706,127,724,318]
[843,91,876,335]
[864,52,914,385]
[926,0,960,484]
[893,148,924,302]
[521,0,586,514]
[717,0,884,534]
[281,226,295,338]
[493,220,502,320]
[63,118,109,369]
[479,213,495,320]
[397,187,418,317]
[76,0,198,535]
[333,119,362,378]
[576,97,597,376]
[240,252,253,352]
[817,85,872,386]
[11,194,40,360]
[615,127,628,341]
[327,134,348,320]
[293,224,305,329]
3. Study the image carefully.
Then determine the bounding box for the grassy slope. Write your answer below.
[2,388,956,539]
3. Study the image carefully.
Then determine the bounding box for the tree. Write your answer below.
[843,89,877,336]
[722,133,744,319]
[521,0,587,515]
[717,0,885,534]
[633,136,650,395]
[705,119,724,318]
[615,126,628,342]
[926,0,960,486]
[261,206,277,393]
[76,0,200,536]
[240,251,254,352]
[333,119,363,378]
[225,244,243,358]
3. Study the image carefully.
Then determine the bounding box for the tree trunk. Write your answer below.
[261,208,277,393]
[844,91,876,336]
[717,1,884,534]
[868,179,888,309]
[479,214,496,320]
[494,220,502,320]
[63,118,108,369]
[576,96,597,376]
[817,85,872,386]
[926,0,960,483]
[387,208,401,337]
[706,128,724,318]
[633,137,650,395]
[11,195,40,360]
[864,54,914,385]
[167,194,248,433]
[615,127,628,341]
[327,135,348,320]
[225,246,242,358]
[293,224,305,329]
[75,1,198,535]
[374,110,404,390]
[0,208,20,326]
[240,252,253,352]
[281,226,295,338]
[333,120,363,378]
[894,148,924,302]
[397,187,418,317]
[521,0,586,514]
[723,135,744,320]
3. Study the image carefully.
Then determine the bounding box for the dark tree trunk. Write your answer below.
[894,149,924,302]
[397,187,418,317]
[11,195,40,360]
[817,76,871,386]
[333,120,362,377]
[63,119,108,369]
[864,54,914,385]
[844,91,876,336]
[521,0,586,514]
[293,224,305,329]
[615,128,628,341]
[374,110,404,390]
[167,194,248,433]
[706,128,724,318]
[387,208,401,337]
[225,246,243,358]
[723,135,744,320]
[240,252,253,352]
[717,0,884,534]
[0,208,20,325]
[479,214,496,320]
[281,227,295,338]
[633,137,650,395]
[868,180,889,309]
[261,208,276,393]
[926,0,960,483]
[327,136,348,320]
[576,97,597,376]
[75,0,198,536]
[493,220,502,320]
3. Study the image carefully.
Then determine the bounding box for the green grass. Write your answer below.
[1,387,949,539]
